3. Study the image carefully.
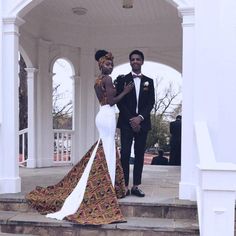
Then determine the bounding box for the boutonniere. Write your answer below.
[143,81,149,91]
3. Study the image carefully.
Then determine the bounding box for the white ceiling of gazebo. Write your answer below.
[20,0,182,71]
[22,0,179,27]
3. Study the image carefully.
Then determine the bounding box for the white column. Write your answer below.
[178,7,197,200]
[0,17,24,193]
[71,75,80,163]
[216,0,236,163]
[0,1,2,125]
[25,68,38,168]
[36,39,53,167]
[78,48,97,155]
[193,0,236,163]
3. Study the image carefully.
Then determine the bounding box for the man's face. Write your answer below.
[130,54,143,73]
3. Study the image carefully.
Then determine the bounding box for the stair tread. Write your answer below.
[0,233,36,236]
[0,197,197,208]
[0,210,198,232]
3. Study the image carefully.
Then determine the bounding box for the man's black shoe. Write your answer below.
[131,187,145,197]
[126,189,131,196]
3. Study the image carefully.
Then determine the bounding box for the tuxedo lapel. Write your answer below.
[127,73,136,97]
[138,77,145,102]
[126,73,137,110]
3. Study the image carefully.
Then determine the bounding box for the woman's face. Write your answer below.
[101,60,113,75]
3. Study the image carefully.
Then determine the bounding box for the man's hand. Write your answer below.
[129,116,143,132]
[132,124,141,133]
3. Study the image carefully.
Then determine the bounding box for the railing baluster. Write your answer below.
[56,132,59,162]
[65,132,69,161]
[53,129,74,164]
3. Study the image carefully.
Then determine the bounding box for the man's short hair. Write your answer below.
[176,115,182,120]
[129,50,144,61]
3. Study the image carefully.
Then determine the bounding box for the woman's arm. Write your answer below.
[104,76,133,106]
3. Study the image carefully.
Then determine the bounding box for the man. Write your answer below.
[169,115,182,166]
[151,149,169,165]
[116,50,155,197]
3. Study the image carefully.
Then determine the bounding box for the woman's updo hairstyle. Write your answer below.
[95,50,113,69]
[95,50,108,62]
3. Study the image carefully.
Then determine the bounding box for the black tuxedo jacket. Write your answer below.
[170,120,181,141]
[116,72,155,131]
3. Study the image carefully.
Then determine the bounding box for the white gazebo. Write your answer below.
[1,0,236,235]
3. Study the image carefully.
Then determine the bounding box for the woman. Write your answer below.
[26,50,134,225]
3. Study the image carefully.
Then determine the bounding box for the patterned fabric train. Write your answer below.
[26,140,126,225]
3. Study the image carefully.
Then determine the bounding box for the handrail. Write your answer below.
[19,127,28,135]
[53,129,74,133]
[195,121,236,236]
[195,121,236,170]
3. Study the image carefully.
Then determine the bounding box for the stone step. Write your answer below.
[0,233,36,236]
[0,198,198,220]
[120,201,197,220]
[0,211,199,236]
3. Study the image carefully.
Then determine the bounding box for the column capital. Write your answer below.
[71,75,80,80]
[178,7,195,27]
[2,16,25,35]
[2,16,25,26]
[25,68,39,77]
[49,72,56,78]
[71,75,80,85]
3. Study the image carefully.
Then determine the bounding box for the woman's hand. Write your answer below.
[123,81,134,94]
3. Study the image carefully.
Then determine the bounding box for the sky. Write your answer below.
[53,59,73,107]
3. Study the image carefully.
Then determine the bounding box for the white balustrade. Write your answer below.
[53,129,74,164]
[19,128,28,167]
[18,128,74,166]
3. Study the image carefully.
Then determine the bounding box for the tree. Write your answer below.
[146,77,182,151]
[19,55,28,130]
[52,84,72,129]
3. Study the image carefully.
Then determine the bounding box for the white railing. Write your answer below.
[195,122,236,236]
[19,128,28,167]
[18,128,74,166]
[53,129,74,164]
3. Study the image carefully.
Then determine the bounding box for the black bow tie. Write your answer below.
[132,74,142,79]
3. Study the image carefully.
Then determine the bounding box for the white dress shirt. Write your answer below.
[132,72,141,113]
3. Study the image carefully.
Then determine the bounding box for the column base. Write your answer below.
[179,181,196,201]
[37,157,53,168]
[26,158,37,168]
[0,177,21,194]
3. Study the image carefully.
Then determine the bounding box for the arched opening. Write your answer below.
[52,58,74,163]
[112,61,182,164]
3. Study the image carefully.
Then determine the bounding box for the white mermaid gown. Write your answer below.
[46,105,116,220]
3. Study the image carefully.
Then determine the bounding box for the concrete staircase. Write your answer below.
[0,197,199,236]
[0,166,200,235]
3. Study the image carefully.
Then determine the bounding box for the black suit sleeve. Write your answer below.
[116,75,133,121]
